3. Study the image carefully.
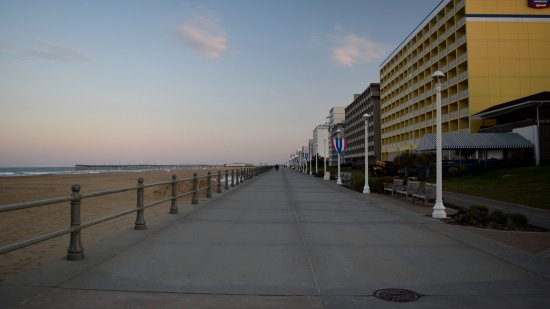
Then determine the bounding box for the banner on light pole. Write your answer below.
[332,137,347,155]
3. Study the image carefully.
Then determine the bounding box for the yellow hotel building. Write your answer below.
[379,0,550,160]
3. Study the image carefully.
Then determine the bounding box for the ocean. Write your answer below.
[0,165,209,177]
[0,167,81,177]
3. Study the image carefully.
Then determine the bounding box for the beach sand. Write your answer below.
[0,168,231,280]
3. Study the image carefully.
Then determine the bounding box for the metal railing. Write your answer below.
[0,166,272,260]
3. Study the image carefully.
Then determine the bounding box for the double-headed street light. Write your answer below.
[432,70,447,218]
[363,113,371,194]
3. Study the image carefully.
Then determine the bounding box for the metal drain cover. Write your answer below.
[373,288,422,302]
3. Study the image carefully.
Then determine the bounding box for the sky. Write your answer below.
[0,0,442,167]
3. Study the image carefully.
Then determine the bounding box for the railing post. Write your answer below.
[240,168,244,183]
[192,173,198,204]
[207,171,212,198]
[216,171,222,193]
[231,169,235,187]
[225,170,229,190]
[135,178,146,230]
[252,167,255,178]
[237,169,241,185]
[170,175,178,214]
[67,184,84,260]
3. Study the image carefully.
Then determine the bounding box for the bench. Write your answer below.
[340,172,352,184]
[396,180,420,199]
[412,182,436,204]
[383,178,404,196]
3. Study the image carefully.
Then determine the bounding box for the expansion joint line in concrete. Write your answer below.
[49,286,322,297]
[281,170,326,308]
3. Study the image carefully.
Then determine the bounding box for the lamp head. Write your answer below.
[432,71,445,82]
[362,113,371,120]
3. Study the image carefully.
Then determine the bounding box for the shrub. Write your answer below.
[506,213,528,225]
[469,204,489,214]
[489,210,507,224]
[349,171,365,193]
[448,166,460,176]
[314,170,324,178]
[458,205,490,225]
[448,165,468,176]
[370,176,393,194]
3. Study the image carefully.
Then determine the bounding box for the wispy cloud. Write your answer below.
[178,13,228,59]
[28,40,92,63]
[332,34,389,67]
[0,39,91,63]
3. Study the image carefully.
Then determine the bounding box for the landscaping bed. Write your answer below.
[444,204,548,232]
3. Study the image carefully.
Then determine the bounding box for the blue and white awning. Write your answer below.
[415,133,534,151]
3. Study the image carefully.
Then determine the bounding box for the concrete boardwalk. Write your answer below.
[2,168,550,308]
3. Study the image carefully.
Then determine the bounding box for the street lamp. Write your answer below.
[309,146,313,175]
[336,129,342,185]
[298,148,302,172]
[323,138,329,180]
[432,70,446,218]
[315,143,318,174]
[363,113,371,194]
[303,150,308,174]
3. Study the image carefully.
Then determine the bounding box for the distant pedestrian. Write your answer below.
[275,164,279,171]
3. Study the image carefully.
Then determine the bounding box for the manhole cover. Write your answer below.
[373,288,422,302]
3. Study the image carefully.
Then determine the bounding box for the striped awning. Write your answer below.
[415,133,534,151]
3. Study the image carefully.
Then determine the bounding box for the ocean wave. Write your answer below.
[0,166,221,177]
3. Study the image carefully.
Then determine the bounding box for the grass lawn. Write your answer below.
[443,165,550,210]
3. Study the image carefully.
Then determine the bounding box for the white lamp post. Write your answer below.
[323,138,329,180]
[432,70,447,218]
[315,144,318,174]
[336,129,342,185]
[298,148,302,172]
[304,151,309,174]
[309,147,313,175]
[363,113,371,194]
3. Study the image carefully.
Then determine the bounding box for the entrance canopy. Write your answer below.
[415,133,534,151]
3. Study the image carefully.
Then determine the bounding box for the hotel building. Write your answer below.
[312,124,330,165]
[344,83,381,166]
[379,0,550,160]
[327,106,346,166]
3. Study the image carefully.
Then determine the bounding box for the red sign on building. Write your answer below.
[528,0,550,8]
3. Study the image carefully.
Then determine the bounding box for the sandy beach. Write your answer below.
[0,168,233,280]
